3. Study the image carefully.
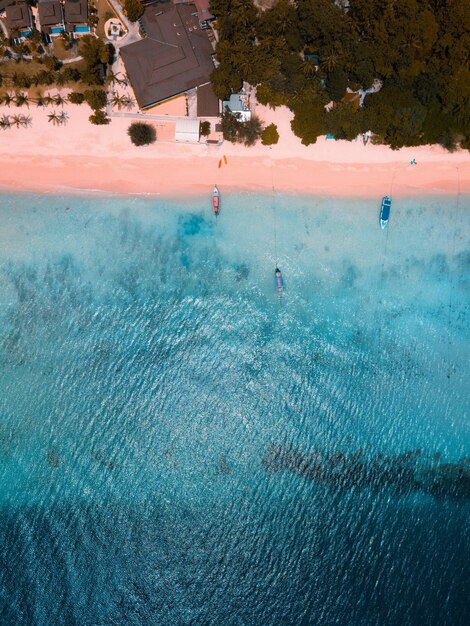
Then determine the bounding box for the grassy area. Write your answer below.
[93,0,119,39]
[0,60,44,96]
[51,38,77,62]
[0,59,47,79]
[0,59,93,99]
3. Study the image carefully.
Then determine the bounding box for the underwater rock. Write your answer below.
[235,264,249,282]
[217,455,232,476]
[94,452,117,471]
[263,443,470,499]
[179,214,206,237]
[47,449,61,468]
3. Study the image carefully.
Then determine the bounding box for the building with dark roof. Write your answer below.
[38,0,65,35]
[197,82,220,117]
[0,0,15,15]
[64,0,89,33]
[5,2,32,32]
[120,3,218,111]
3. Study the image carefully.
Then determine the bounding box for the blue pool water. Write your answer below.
[0,192,469,625]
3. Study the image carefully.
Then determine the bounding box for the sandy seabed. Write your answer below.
[1,101,469,199]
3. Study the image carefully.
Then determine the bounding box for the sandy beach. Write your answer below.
[1,101,469,198]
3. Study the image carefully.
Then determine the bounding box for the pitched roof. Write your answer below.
[197,82,219,117]
[64,0,88,24]
[38,0,63,28]
[0,0,15,13]
[5,3,32,29]
[120,3,215,109]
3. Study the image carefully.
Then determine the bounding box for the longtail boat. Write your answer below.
[212,185,220,216]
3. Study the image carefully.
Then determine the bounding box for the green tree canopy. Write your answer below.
[79,36,113,85]
[124,0,144,23]
[211,0,470,150]
[324,102,365,142]
[200,121,211,137]
[290,95,325,146]
[89,110,110,125]
[326,69,348,102]
[220,109,263,145]
[127,122,157,146]
[68,92,85,104]
[261,123,279,145]
[84,89,107,110]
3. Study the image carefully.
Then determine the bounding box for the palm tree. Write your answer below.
[35,93,47,107]
[301,59,317,78]
[11,114,23,128]
[320,44,344,73]
[15,92,29,107]
[122,95,136,111]
[47,111,61,126]
[53,93,67,107]
[44,92,55,106]
[2,92,15,107]
[111,92,123,110]
[0,115,11,130]
[19,114,32,128]
[111,93,126,110]
[58,110,68,125]
[107,70,120,86]
[108,70,128,86]
[321,53,340,73]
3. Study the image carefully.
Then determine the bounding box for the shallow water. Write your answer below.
[0,192,469,625]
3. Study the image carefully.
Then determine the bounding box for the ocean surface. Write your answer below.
[0,191,469,626]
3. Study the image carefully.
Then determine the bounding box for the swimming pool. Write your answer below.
[74,25,90,33]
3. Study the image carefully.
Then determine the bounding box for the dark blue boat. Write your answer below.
[380,196,392,229]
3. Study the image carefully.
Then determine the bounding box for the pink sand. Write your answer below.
[0,102,469,198]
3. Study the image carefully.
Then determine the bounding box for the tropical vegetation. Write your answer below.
[127,122,157,146]
[89,110,110,125]
[261,123,279,145]
[209,0,470,150]
[220,109,264,146]
[124,0,145,23]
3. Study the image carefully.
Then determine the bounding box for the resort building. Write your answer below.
[38,0,65,37]
[223,93,252,121]
[63,0,90,35]
[193,0,215,29]
[120,2,218,113]
[5,2,32,37]
[0,0,14,15]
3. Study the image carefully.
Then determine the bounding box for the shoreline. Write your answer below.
[1,154,468,200]
[1,102,469,199]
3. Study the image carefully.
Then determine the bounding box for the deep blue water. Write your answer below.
[0,192,469,625]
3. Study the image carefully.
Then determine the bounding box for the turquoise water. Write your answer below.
[0,192,469,625]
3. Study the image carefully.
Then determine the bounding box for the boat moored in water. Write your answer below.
[380,196,392,229]
[212,185,220,216]
[275,267,283,292]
